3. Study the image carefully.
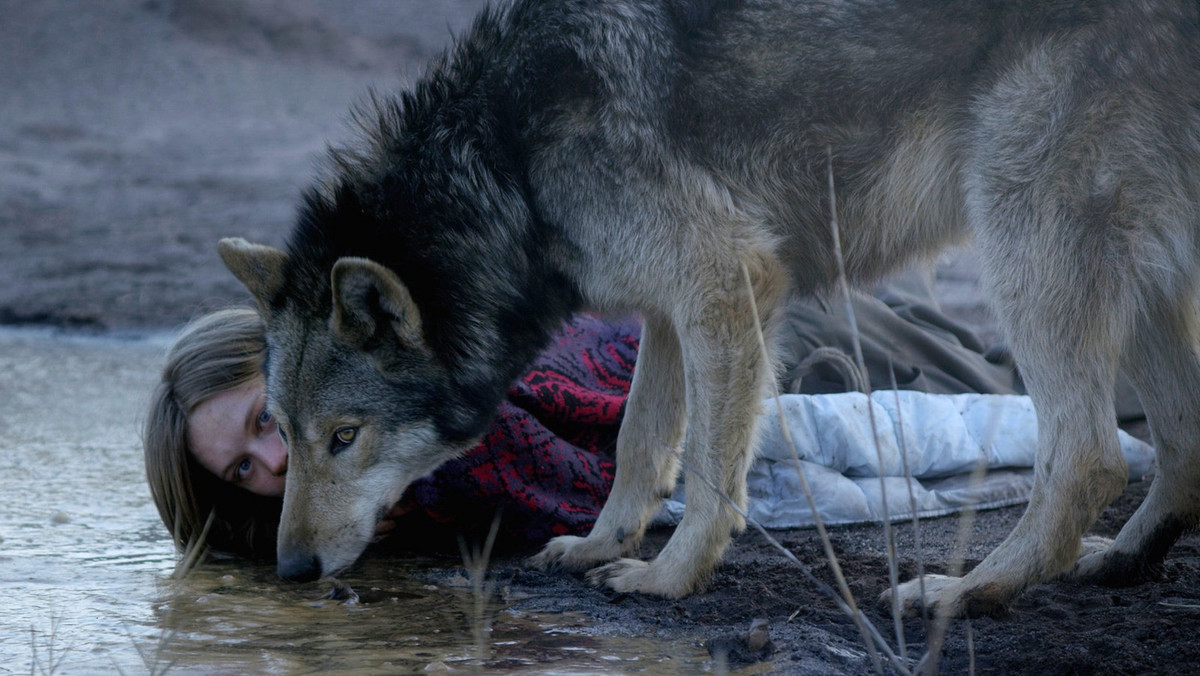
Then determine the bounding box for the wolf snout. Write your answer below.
[277,551,322,582]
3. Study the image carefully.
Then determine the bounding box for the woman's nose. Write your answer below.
[262,435,288,476]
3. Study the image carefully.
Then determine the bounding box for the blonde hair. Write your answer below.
[143,307,280,560]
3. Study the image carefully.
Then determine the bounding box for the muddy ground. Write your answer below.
[5,2,1198,673]
[475,474,1200,675]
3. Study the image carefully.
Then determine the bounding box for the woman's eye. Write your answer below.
[236,458,252,478]
[331,426,357,454]
[257,408,272,427]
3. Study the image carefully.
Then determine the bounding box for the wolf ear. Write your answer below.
[330,257,423,350]
[218,238,287,311]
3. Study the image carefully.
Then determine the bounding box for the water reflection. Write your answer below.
[151,557,707,674]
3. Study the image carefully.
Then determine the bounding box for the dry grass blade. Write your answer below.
[824,148,906,660]
[915,454,988,675]
[458,511,503,662]
[29,614,72,676]
[116,624,178,676]
[737,261,908,676]
[967,616,976,676]
[1159,601,1200,610]
[172,508,214,579]
[888,362,929,632]
[679,449,909,674]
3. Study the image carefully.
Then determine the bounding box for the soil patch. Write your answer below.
[411,474,1199,674]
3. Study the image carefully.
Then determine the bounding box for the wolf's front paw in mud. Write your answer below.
[1066,535,1115,580]
[883,574,1009,619]
[883,574,959,617]
[528,534,621,572]
[1068,535,1161,586]
[585,558,699,598]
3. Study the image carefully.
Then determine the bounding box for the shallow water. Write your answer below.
[0,329,712,674]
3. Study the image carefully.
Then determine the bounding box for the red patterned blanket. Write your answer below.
[400,315,638,546]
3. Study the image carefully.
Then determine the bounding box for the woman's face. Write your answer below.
[188,376,287,497]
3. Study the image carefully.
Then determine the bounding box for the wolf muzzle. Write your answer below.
[277,550,322,582]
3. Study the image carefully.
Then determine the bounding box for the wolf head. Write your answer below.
[216,157,577,580]
[212,11,588,577]
[217,236,479,581]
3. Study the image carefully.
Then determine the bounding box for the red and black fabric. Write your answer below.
[400,315,639,546]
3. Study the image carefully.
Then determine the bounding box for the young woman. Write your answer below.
[143,308,637,560]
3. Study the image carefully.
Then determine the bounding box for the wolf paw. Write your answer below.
[528,535,620,572]
[882,574,1009,619]
[1066,536,1115,580]
[882,574,961,617]
[1068,536,1161,587]
[586,558,696,599]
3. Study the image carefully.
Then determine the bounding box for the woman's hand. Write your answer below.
[371,502,409,542]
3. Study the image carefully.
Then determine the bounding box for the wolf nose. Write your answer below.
[277,553,322,582]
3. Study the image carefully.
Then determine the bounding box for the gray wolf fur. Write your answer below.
[219,0,1200,611]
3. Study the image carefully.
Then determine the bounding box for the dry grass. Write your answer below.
[171,508,214,579]
[28,614,71,676]
[823,149,910,666]
[695,149,993,674]
[735,258,902,675]
[114,625,178,676]
[458,511,503,662]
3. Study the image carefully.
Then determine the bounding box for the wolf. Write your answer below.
[218,0,1200,611]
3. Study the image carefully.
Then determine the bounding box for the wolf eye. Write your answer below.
[330,426,357,454]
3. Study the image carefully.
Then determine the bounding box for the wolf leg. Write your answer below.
[530,312,686,570]
[890,329,1130,616]
[587,253,785,597]
[1071,297,1200,584]
[888,206,1140,616]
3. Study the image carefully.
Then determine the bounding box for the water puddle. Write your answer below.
[0,329,716,674]
[142,559,709,674]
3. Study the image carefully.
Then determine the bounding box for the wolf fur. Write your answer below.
[219,0,1200,610]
